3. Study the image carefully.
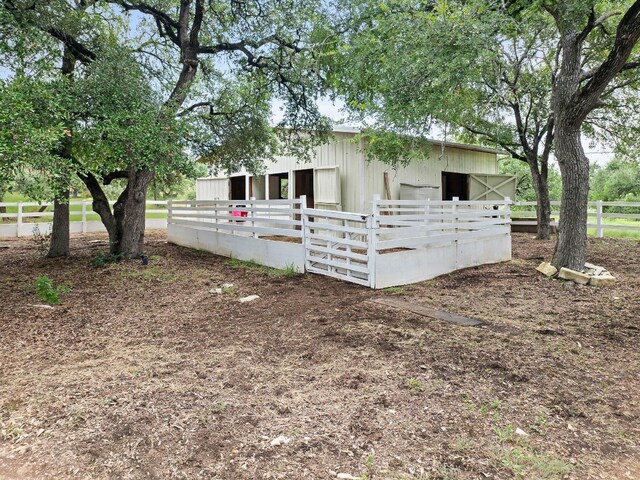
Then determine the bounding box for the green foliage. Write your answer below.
[35,275,70,305]
[499,158,562,202]
[227,258,299,277]
[590,158,640,203]
[73,46,193,184]
[408,377,424,394]
[91,252,124,268]
[0,75,72,201]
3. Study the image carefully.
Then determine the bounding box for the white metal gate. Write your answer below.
[302,208,373,287]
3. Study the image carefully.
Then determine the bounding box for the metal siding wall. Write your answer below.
[196,136,496,211]
[258,132,363,212]
[196,178,229,200]
[363,145,498,210]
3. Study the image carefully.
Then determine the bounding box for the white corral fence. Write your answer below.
[0,200,170,238]
[167,195,512,289]
[512,200,640,237]
[168,198,307,271]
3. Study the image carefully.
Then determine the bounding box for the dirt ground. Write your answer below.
[0,232,639,480]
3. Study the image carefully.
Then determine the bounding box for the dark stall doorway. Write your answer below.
[441,172,469,201]
[230,176,246,200]
[294,169,315,208]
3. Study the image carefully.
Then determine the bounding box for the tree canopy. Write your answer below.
[325,0,640,267]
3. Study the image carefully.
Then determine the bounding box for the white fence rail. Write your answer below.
[167,198,307,271]
[512,200,640,237]
[167,196,512,289]
[370,197,511,288]
[0,200,171,238]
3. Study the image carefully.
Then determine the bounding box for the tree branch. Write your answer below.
[102,171,129,185]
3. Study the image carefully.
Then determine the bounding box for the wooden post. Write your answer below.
[213,200,218,232]
[452,196,459,269]
[16,202,23,237]
[344,218,352,279]
[596,200,604,238]
[81,200,88,233]
[452,196,460,234]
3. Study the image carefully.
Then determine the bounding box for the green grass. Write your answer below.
[227,258,299,277]
[511,211,640,239]
[587,217,640,239]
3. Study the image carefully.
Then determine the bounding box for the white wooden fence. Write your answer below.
[0,200,170,238]
[303,208,372,287]
[512,200,640,237]
[167,198,307,271]
[371,197,512,288]
[167,196,512,288]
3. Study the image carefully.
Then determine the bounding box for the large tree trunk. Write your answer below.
[551,125,590,271]
[528,157,552,240]
[79,169,153,259]
[47,190,70,257]
[47,46,75,257]
[115,169,153,259]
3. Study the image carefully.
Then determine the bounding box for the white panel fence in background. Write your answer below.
[0,200,170,238]
[512,200,640,237]
[167,196,512,289]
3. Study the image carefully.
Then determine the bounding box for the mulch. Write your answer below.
[0,231,639,479]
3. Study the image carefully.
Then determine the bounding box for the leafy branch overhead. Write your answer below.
[1,0,333,257]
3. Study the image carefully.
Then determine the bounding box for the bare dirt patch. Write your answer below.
[0,232,639,479]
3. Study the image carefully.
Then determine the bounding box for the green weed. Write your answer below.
[408,378,424,394]
[227,258,299,277]
[384,286,404,294]
[495,424,515,443]
[494,446,572,479]
[35,275,71,305]
[91,252,123,268]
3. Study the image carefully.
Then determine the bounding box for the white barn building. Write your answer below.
[195,127,516,212]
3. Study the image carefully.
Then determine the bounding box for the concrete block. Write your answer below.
[589,275,616,287]
[536,262,557,277]
[558,267,591,285]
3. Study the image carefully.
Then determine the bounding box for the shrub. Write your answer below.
[35,275,71,305]
[91,252,123,268]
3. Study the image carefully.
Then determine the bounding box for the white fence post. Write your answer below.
[452,197,459,268]
[16,202,23,237]
[249,197,256,238]
[81,200,88,233]
[368,194,381,288]
[504,196,511,224]
[167,199,173,225]
[596,200,604,238]
[452,196,459,233]
[300,195,308,271]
